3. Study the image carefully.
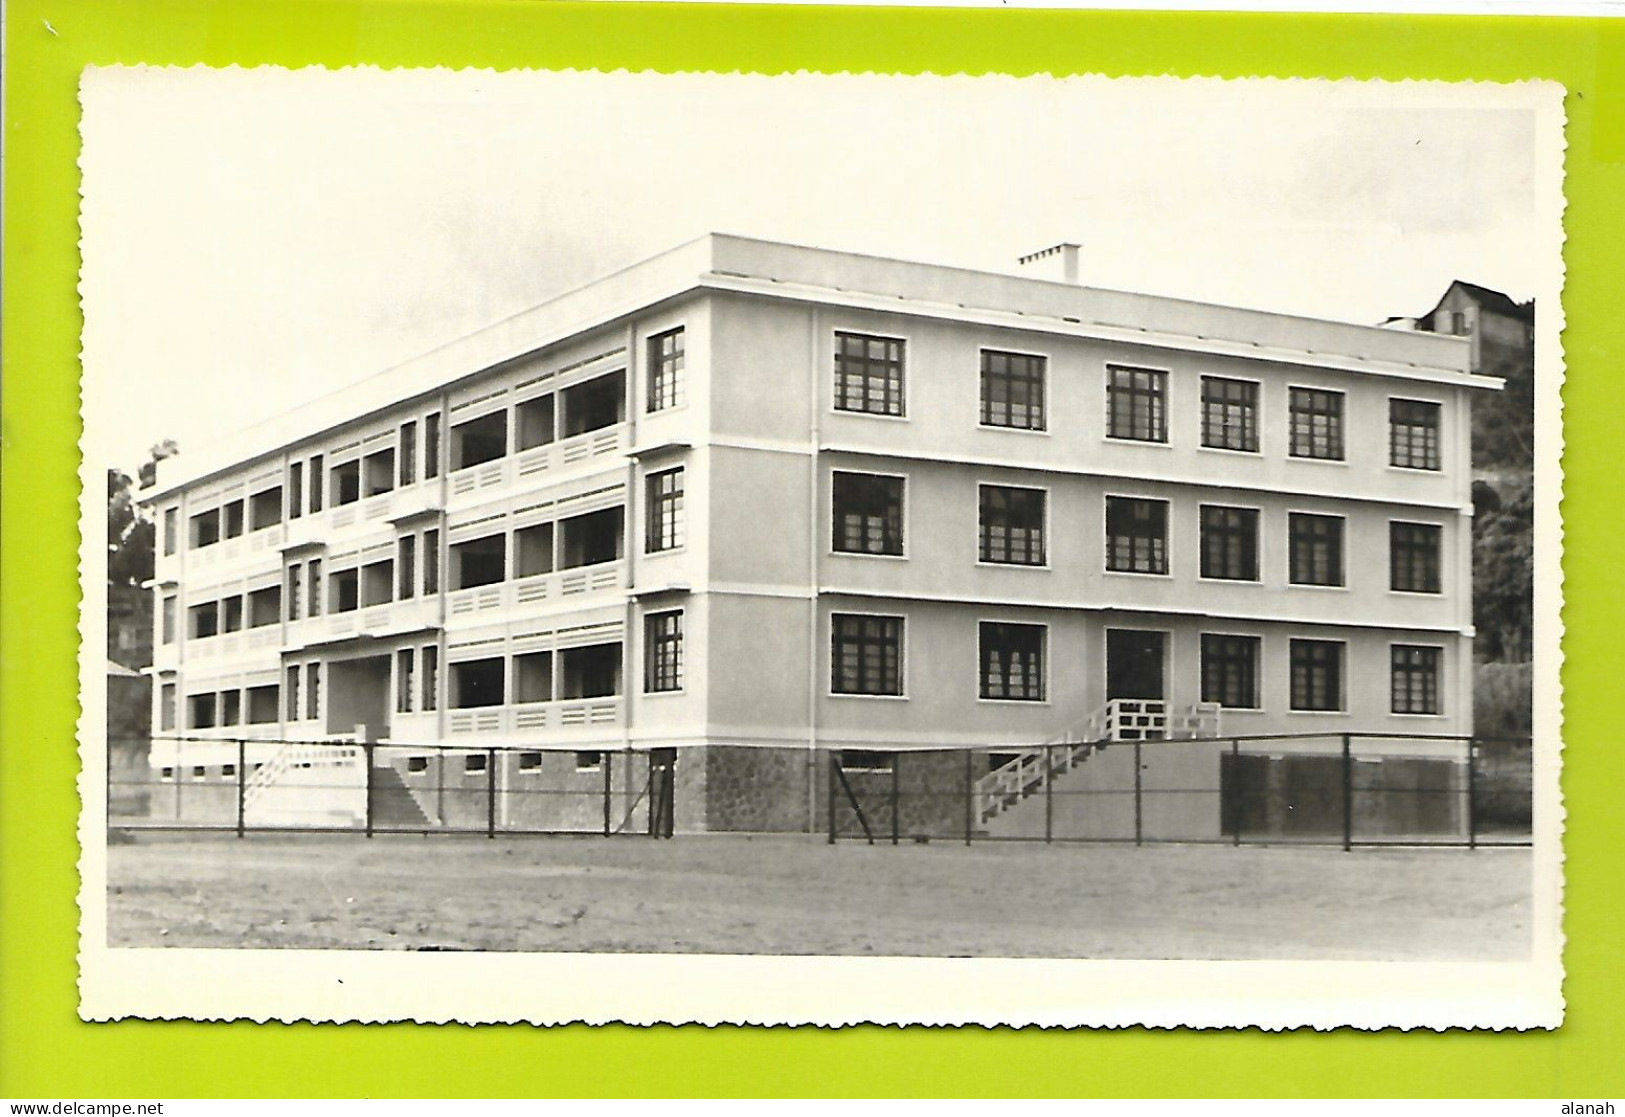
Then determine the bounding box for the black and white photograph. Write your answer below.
[78,67,1564,1027]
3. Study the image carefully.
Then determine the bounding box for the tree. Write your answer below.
[109,441,177,589]
[1473,473,1534,663]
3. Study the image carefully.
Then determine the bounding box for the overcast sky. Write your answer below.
[79,68,1550,474]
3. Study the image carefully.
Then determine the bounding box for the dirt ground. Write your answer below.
[104,833,1532,960]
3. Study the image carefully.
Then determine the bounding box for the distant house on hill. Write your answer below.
[1383,280,1534,376]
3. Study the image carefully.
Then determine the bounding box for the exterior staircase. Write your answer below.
[368,765,434,829]
[241,739,368,828]
[975,699,1222,827]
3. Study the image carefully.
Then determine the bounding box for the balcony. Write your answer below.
[445,697,624,738]
[291,596,440,648]
[446,559,624,618]
[447,425,628,501]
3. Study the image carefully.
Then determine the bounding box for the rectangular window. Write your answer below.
[309,454,324,513]
[465,754,488,775]
[400,421,418,486]
[979,622,1046,702]
[451,535,505,589]
[163,507,178,556]
[424,413,441,479]
[1199,505,1260,581]
[190,508,220,549]
[1390,399,1442,471]
[222,500,244,539]
[516,522,555,578]
[331,460,361,506]
[250,487,282,530]
[1289,387,1345,460]
[189,601,219,639]
[451,657,505,709]
[243,686,276,728]
[517,393,556,451]
[161,595,177,644]
[305,662,320,722]
[980,350,1046,431]
[831,471,904,556]
[1290,639,1344,711]
[220,595,243,633]
[288,461,304,521]
[307,558,323,617]
[1391,645,1442,715]
[361,559,394,607]
[396,648,415,715]
[1288,513,1345,587]
[833,332,905,417]
[285,665,301,721]
[423,530,440,595]
[514,651,553,703]
[160,682,177,732]
[331,568,359,613]
[248,585,281,627]
[575,751,604,772]
[1105,496,1169,575]
[645,610,685,693]
[831,613,904,696]
[560,371,626,437]
[979,485,1047,566]
[286,562,303,621]
[518,752,542,772]
[398,536,417,600]
[646,467,686,553]
[1200,376,1260,452]
[220,689,242,726]
[560,643,623,699]
[1200,634,1261,709]
[1106,365,1167,442]
[1391,521,1443,593]
[362,450,394,498]
[452,411,507,470]
[648,327,686,413]
[421,645,438,712]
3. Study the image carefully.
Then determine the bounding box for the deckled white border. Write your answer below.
[76,67,1566,1028]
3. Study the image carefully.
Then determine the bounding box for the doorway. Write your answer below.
[326,655,392,740]
[1106,629,1167,701]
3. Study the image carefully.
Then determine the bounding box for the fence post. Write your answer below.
[1231,739,1242,847]
[603,750,613,837]
[890,752,900,846]
[1466,737,1478,850]
[486,747,497,839]
[826,750,837,845]
[1044,743,1054,846]
[236,739,247,839]
[1133,740,1143,848]
[963,749,974,847]
[106,742,114,831]
[1341,733,1353,853]
[364,741,375,839]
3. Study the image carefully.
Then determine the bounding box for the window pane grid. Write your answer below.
[1106,497,1169,574]
[645,611,684,693]
[832,473,904,555]
[980,350,1047,430]
[1288,513,1344,586]
[646,468,685,553]
[832,614,903,695]
[1391,522,1442,593]
[979,622,1045,701]
[1106,365,1167,442]
[648,328,686,413]
[1391,644,1442,714]
[1290,639,1343,711]
[1201,634,1260,708]
[1390,399,1442,470]
[1199,505,1259,581]
[834,332,905,416]
[979,486,1046,566]
[1289,387,1345,459]
[1200,377,1260,451]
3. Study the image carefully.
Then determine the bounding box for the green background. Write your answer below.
[3,1,1621,1098]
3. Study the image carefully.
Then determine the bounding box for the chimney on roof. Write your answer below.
[1018,243,1081,285]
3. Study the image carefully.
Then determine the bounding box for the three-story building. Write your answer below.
[141,234,1497,837]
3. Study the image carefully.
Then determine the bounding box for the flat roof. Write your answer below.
[143,233,1486,502]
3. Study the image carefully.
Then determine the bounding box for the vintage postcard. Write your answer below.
[77,66,1565,1027]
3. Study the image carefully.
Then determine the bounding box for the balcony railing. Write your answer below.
[445,697,624,737]
[449,425,628,499]
[448,559,624,618]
